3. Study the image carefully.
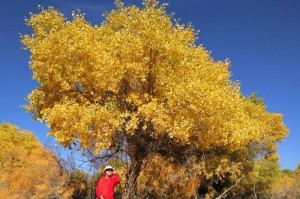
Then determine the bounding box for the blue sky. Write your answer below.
[0,0,299,169]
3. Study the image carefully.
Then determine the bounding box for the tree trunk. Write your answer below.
[122,129,150,198]
[122,159,143,199]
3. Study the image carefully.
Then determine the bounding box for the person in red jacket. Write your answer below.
[96,165,121,199]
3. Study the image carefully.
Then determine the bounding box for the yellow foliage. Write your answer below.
[272,175,295,199]
[22,1,287,158]
[0,123,72,199]
[138,155,199,198]
[137,154,243,198]
[271,167,300,199]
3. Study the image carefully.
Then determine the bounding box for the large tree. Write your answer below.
[22,0,288,197]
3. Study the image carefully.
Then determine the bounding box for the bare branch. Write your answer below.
[215,176,244,199]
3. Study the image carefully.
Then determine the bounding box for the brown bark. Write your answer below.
[122,159,143,199]
[122,133,148,199]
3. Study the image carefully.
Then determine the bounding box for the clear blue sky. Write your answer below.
[0,0,299,169]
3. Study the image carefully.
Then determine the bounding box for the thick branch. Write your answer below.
[147,48,159,96]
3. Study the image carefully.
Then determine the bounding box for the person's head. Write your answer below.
[104,165,114,177]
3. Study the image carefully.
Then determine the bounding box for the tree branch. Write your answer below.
[215,176,244,199]
[75,85,95,103]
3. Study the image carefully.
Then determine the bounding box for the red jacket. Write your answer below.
[96,173,121,199]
